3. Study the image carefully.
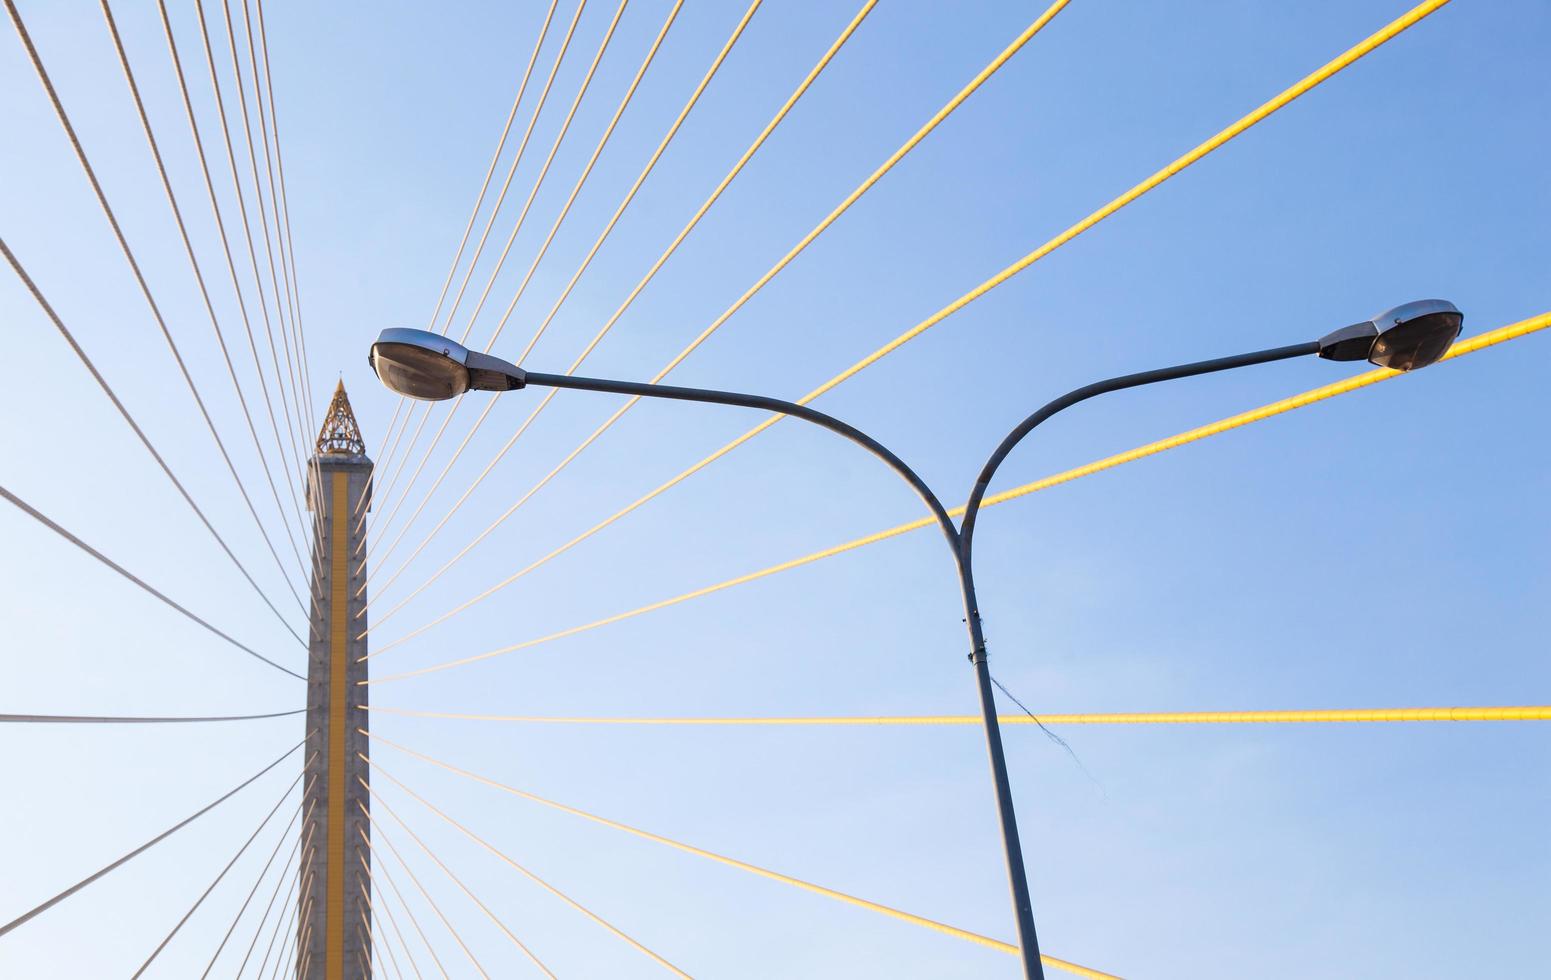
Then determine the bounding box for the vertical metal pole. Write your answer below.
[961,565,1044,980]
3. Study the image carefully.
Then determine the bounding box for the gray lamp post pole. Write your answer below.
[367,299,1461,979]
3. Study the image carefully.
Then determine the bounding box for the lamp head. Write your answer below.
[1317,299,1462,372]
[369,328,524,400]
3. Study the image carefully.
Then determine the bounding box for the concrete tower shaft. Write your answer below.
[301,383,372,979]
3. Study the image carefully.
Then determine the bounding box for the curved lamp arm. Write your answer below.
[522,371,963,556]
[958,341,1321,571]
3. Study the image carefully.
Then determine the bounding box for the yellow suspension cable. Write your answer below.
[361,0,1065,641]
[367,732,1118,978]
[434,0,592,343]
[365,749,691,977]
[357,0,557,500]
[357,0,770,621]
[364,0,595,540]
[366,0,630,566]
[364,310,1546,683]
[363,0,1454,655]
[364,705,1551,726]
[424,0,562,332]
[357,786,538,978]
[358,0,687,599]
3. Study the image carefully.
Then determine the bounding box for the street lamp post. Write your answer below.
[368,298,1461,979]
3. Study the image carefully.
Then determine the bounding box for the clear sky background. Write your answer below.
[2,1,1547,977]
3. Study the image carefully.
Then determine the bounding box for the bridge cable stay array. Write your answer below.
[353,0,562,524]
[359,0,682,581]
[356,858,419,979]
[361,776,554,977]
[208,0,311,465]
[130,762,313,978]
[0,736,306,939]
[151,0,321,575]
[354,0,1055,623]
[242,0,317,433]
[358,0,599,545]
[367,753,691,977]
[359,0,872,607]
[183,0,314,486]
[0,484,303,680]
[3,0,312,636]
[256,835,311,979]
[254,0,317,428]
[6,0,1543,975]
[356,0,735,568]
[100,0,316,610]
[200,795,313,976]
[228,0,328,559]
[1,234,307,650]
[357,801,492,978]
[356,0,1446,649]
[357,0,694,587]
[218,0,336,573]
[367,731,1118,979]
[363,308,1549,680]
[220,810,304,977]
[358,828,449,979]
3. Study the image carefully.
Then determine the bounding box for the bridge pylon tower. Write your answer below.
[300,382,373,978]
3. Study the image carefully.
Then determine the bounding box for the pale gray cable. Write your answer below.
[0,736,305,937]
[0,484,303,681]
[131,762,312,977]
[2,0,303,641]
[200,795,312,977]
[99,0,315,609]
[0,709,303,724]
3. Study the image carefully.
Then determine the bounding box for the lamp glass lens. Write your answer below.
[1369,311,1462,372]
[370,342,469,400]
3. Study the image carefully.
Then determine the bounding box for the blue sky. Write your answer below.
[2,1,1547,976]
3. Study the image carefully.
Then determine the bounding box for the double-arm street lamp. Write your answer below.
[368,298,1462,979]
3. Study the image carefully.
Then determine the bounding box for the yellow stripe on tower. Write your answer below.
[328,472,348,980]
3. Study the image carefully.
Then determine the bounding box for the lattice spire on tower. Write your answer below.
[316,381,366,456]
